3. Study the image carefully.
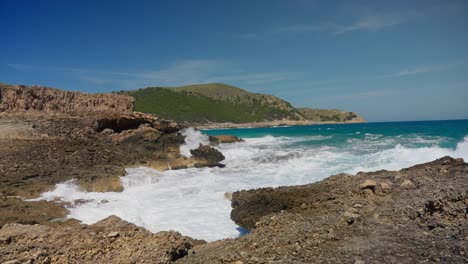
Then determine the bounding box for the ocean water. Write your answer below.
[37,120,468,241]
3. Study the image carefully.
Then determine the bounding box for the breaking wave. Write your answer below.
[36,128,468,241]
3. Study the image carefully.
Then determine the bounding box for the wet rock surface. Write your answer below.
[180,157,468,263]
[210,134,244,145]
[190,145,225,167]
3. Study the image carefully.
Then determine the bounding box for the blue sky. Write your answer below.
[1,0,467,122]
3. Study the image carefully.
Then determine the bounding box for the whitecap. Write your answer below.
[34,133,468,242]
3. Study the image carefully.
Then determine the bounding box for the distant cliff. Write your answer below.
[297,108,365,123]
[117,83,366,125]
[0,83,134,115]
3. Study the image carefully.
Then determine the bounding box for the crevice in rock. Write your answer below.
[96,117,151,133]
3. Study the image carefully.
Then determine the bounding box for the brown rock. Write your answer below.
[210,135,244,144]
[107,231,120,238]
[359,179,377,190]
[343,211,360,219]
[205,157,468,264]
[0,216,195,263]
[380,182,391,192]
[400,180,415,189]
[0,84,134,115]
[190,145,225,166]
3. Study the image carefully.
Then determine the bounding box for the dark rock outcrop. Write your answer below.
[209,135,244,145]
[190,145,225,167]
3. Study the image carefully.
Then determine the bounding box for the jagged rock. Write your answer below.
[359,179,377,190]
[110,125,162,144]
[190,145,225,166]
[0,84,134,115]
[0,216,195,263]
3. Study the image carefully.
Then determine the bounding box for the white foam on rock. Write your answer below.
[36,134,468,241]
[179,127,210,157]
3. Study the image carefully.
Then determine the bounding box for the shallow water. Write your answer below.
[37,120,468,241]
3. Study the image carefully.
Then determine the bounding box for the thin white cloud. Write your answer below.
[333,14,405,34]
[280,14,405,35]
[9,57,466,92]
[8,60,302,90]
[394,59,467,77]
[396,66,434,77]
[241,12,413,38]
[134,60,225,85]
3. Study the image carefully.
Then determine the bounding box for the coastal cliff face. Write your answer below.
[0,83,134,115]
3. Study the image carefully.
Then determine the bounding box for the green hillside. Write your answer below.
[174,83,296,111]
[117,85,303,124]
[116,83,365,124]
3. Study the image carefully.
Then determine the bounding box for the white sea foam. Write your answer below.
[179,127,210,157]
[35,134,468,241]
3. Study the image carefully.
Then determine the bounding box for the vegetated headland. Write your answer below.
[115,83,365,128]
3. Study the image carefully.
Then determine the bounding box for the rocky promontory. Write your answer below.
[0,84,224,227]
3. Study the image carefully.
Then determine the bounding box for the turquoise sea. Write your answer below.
[204,120,468,151]
[38,120,468,241]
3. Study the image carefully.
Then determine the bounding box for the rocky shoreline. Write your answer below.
[0,85,225,228]
[195,119,366,130]
[0,84,466,263]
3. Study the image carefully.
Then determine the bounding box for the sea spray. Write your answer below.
[35,121,468,241]
[179,127,210,157]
